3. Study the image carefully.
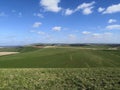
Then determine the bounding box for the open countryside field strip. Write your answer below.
[0,47,120,89]
[0,68,120,90]
[0,48,120,68]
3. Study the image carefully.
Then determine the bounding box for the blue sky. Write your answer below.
[0,0,120,45]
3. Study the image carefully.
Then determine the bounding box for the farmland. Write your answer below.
[0,46,120,68]
[0,68,120,90]
[0,45,120,89]
[0,52,19,56]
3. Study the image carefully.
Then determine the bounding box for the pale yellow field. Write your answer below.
[0,52,19,56]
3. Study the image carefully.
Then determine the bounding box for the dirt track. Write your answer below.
[0,52,19,56]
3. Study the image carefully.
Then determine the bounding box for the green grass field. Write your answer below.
[0,46,120,89]
[0,47,120,68]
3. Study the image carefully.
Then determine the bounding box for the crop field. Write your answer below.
[0,47,120,68]
[0,68,120,90]
[0,46,120,89]
[0,52,19,56]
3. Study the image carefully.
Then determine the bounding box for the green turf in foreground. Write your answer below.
[0,68,120,90]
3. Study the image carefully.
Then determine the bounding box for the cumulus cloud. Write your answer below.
[64,1,95,15]
[65,8,74,15]
[103,3,120,14]
[40,1,95,15]
[40,0,62,12]
[76,1,95,10]
[106,24,120,30]
[33,22,42,28]
[52,26,62,31]
[82,7,93,15]
[108,19,117,24]
[75,1,95,15]
[98,7,105,12]
[82,31,91,35]
[34,13,44,18]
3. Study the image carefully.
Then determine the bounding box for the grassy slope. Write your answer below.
[0,68,120,90]
[0,47,120,89]
[0,48,120,68]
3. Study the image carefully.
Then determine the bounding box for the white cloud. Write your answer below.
[65,8,74,15]
[103,3,120,14]
[75,1,95,15]
[82,7,93,15]
[40,1,95,15]
[82,31,91,35]
[108,19,117,24]
[106,24,120,30]
[52,26,61,31]
[33,22,42,28]
[30,30,45,35]
[82,31,113,39]
[98,7,105,12]
[76,1,95,10]
[40,0,62,12]
[92,32,112,38]
[63,1,95,15]
[82,32,114,43]
[34,13,44,18]
[92,33,101,37]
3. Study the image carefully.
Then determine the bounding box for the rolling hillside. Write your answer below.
[0,47,120,68]
[0,46,120,89]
